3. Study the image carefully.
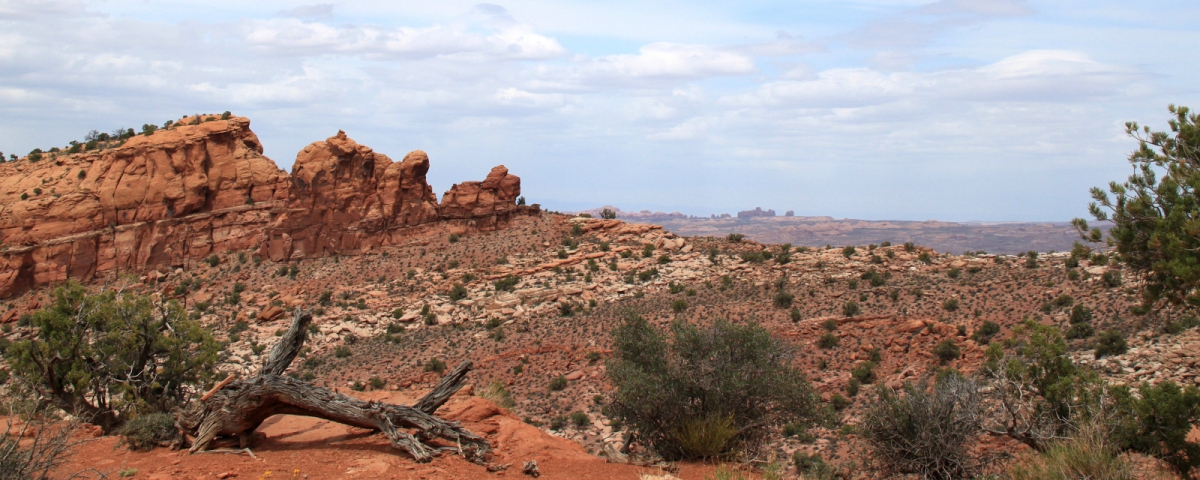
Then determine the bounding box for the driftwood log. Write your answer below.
[176,309,491,463]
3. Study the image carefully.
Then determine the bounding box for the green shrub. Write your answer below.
[1111,381,1200,476]
[817,332,839,349]
[947,267,961,279]
[1069,304,1092,324]
[549,415,567,431]
[671,299,688,312]
[792,452,833,478]
[204,254,220,267]
[829,393,850,411]
[943,298,959,312]
[570,411,590,428]
[117,413,177,451]
[1102,270,1121,288]
[850,361,876,384]
[1053,294,1074,308]
[842,301,860,317]
[424,358,446,373]
[368,376,386,390]
[841,246,856,258]
[607,314,820,461]
[1094,330,1127,359]
[933,339,961,362]
[790,307,802,322]
[548,375,568,391]
[726,233,744,243]
[918,252,933,264]
[449,283,467,301]
[334,346,351,358]
[4,282,219,432]
[773,290,794,308]
[494,275,519,291]
[972,321,1000,344]
[1066,322,1094,340]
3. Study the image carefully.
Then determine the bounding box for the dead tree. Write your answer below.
[176,309,491,463]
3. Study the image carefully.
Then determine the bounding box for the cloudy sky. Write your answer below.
[1,0,1196,221]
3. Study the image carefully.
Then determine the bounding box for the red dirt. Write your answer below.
[56,393,737,480]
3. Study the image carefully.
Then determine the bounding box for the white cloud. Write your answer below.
[242,16,566,61]
[728,50,1134,109]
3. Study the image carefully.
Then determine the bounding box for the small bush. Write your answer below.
[842,301,860,317]
[607,314,819,461]
[933,339,961,362]
[570,411,590,428]
[773,290,794,308]
[334,346,351,358]
[1102,270,1121,288]
[494,275,519,291]
[549,415,567,431]
[424,358,446,373]
[726,233,745,243]
[918,252,933,264]
[830,394,850,411]
[790,307,802,322]
[1112,381,1200,476]
[548,375,568,391]
[449,283,467,301]
[204,255,220,267]
[1094,330,1127,359]
[672,414,737,460]
[118,413,177,451]
[863,376,983,480]
[671,299,688,312]
[850,361,876,384]
[842,246,856,258]
[972,321,1000,344]
[479,380,516,409]
[793,452,833,478]
[943,298,959,312]
[368,376,386,390]
[1069,304,1092,324]
[817,332,839,349]
[1066,322,1095,340]
[1006,427,1133,480]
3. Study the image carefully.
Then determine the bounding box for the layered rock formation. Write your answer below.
[0,116,531,297]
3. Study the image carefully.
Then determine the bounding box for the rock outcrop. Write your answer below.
[0,116,532,297]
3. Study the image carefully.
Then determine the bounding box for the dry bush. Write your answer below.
[1006,424,1135,480]
[0,392,79,480]
[862,375,984,480]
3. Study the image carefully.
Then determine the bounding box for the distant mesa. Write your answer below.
[737,207,775,219]
[0,115,536,297]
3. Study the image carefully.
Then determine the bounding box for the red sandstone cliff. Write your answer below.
[0,116,531,297]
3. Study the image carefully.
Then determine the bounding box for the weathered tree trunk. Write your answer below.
[176,309,491,464]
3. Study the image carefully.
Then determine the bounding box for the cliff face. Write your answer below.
[0,117,530,297]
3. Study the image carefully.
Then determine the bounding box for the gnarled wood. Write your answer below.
[177,308,491,464]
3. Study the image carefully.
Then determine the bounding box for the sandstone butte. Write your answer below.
[0,115,535,298]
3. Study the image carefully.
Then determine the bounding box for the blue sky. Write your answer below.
[1,0,1197,221]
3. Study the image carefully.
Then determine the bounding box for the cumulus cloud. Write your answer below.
[243,10,566,61]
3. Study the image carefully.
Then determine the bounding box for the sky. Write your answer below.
[0,0,1196,221]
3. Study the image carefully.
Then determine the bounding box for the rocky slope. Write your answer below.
[0,115,534,297]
